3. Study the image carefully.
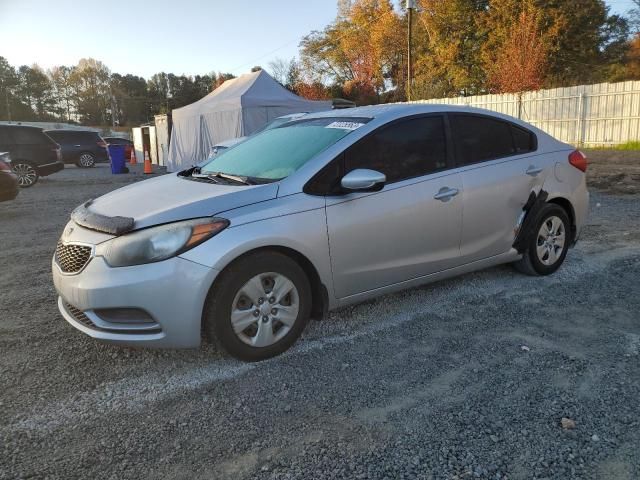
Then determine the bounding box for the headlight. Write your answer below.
[96,217,229,267]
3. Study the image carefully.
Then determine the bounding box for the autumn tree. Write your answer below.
[300,0,403,104]
[622,33,640,79]
[482,0,555,93]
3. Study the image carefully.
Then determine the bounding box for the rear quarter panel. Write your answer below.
[544,148,589,239]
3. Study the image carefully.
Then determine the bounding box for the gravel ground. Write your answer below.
[1,164,639,480]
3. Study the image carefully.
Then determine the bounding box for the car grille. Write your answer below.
[62,300,163,335]
[63,301,95,329]
[55,242,92,274]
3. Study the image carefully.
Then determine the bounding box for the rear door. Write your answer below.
[450,114,547,262]
[47,131,77,162]
[324,115,464,299]
[12,127,57,166]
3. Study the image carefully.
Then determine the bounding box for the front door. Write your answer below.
[325,115,463,299]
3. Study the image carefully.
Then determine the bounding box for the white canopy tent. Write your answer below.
[166,70,333,172]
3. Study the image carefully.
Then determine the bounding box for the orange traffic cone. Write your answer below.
[143,151,152,174]
[129,149,137,165]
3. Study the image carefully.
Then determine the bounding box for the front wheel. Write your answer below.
[12,163,39,187]
[203,251,312,361]
[77,153,95,168]
[514,204,570,276]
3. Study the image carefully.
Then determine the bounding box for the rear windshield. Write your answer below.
[1,127,52,145]
[201,117,370,180]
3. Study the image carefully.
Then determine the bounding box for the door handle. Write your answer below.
[433,187,459,201]
[526,166,543,176]
[74,144,81,147]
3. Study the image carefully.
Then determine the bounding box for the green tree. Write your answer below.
[48,65,75,122]
[69,58,112,125]
[111,73,149,125]
[0,57,23,120]
[410,0,488,98]
[18,64,54,120]
[540,0,626,86]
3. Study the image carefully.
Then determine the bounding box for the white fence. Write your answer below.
[408,81,640,147]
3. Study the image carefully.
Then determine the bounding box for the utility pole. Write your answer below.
[406,0,416,101]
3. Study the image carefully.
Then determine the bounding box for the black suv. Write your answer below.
[0,125,64,187]
[45,130,109,168]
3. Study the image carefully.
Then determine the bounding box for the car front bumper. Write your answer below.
[38,161,65,176]
[53,254,219,348]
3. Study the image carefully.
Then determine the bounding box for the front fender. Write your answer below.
[178,206,336,306]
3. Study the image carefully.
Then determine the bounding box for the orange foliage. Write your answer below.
[488,5,550,93]
[294,82,330,100]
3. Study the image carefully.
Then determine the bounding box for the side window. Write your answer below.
[512,125,536,153]
[10,128,47,145]
[344,116,447,184]
[451,115,515,165]
[0,128,13,144]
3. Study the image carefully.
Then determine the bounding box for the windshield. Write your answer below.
[262,115,302,132]
[200,117,369,180]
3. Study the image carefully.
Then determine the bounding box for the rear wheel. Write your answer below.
[12,163,38,187]
[514,204,570,276]
[77,153,95,168]
[203,251,311,361]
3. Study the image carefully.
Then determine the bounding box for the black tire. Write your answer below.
[203,251,312,361]
[514,203,571,276]
[12,162,39,188]
[76,152,95,168]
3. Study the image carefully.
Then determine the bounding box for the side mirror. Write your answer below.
[340,169,386,192]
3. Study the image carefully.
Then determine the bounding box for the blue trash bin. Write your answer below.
[107,144,127,174]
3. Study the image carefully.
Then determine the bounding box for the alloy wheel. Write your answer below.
[78,153,95,167]
[230,272,299,347]
[12,163,38,187]
[536,216,566,266]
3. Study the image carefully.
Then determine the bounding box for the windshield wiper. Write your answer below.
[206,171,255,185]
[178,165,202,177]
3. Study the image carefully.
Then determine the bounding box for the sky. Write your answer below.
[0,0,637,79]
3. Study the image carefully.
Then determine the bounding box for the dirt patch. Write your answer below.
[585,149,640,195]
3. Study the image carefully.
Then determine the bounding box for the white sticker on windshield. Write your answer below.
[325,121,365,130]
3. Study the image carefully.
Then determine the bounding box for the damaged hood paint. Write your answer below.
[80,173,279,231]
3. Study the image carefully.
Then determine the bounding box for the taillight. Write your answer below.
[0,160,10,172]
[569,150,587,172]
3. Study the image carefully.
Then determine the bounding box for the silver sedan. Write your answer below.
[52,105,589,361]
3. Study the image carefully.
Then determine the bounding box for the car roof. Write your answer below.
[302,103,543,133]
[0,124,43,131]
[45,129,99,134]
[305,103,559,145]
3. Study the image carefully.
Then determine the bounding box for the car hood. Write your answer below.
[80,173,279,231]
